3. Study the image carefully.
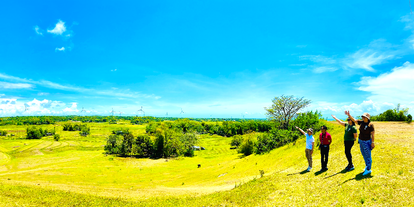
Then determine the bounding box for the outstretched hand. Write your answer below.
[344,111,349,116]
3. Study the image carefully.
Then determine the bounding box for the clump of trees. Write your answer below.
[371,104,412,123]
[62,123,90,136]
[0,130,7,136]
[26,127,55,139]
[104,123,199,158]
[54,134,60,141]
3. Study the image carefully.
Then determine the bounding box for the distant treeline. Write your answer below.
[146,119,274,137]
[0,115,263,126]
[370,105,412,123]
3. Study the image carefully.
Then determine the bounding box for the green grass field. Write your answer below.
[1,121,413,206]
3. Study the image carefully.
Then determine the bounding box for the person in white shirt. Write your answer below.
[296,126,314,172]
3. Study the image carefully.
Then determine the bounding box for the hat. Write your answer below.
[307,128,313,133]
[361,113,371,120]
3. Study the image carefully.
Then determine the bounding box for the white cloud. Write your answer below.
[34,26,43,35]
[300,55,337,64]
[0,81,33,89]
[358,61,414,103]
[344,48,395,72]
[47,20,66,35]
[312,100,398,117]
[63,102,78,113]
[55,47,65,52]
[111,69,117,72]
[313,66,338,73]
[0,98,71,116]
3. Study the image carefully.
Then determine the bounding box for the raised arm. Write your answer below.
[345,111,357,124]
[295,126,306,135]
[331,114,345,126]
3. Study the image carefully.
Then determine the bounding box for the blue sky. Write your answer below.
[1,1,414,118]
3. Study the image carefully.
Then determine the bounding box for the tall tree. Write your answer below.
[265,95,311,129]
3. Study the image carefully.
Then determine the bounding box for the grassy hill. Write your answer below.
[0,121,413,206]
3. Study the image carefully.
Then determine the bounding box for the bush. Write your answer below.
[289,111,322,133]
[133,134,153,157]
[26,126,44,139]
[79,125,90,136]
[238,135,256,156]
[0,130,7,136]
[104,134,123,154]
[407,114,412,123]
[54,134,60,141]
[154,132,165,158]
[121,133,134,156]
[231,135,243,148]
[255,133,274,154]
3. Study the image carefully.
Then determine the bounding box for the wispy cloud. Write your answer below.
[313,66,338,73]
[55,47,65,52]
[0,73,161,100]
[343,39,397,71]
[34,26,43,35]
[47,20,66,35]
[0,81,33,89]
[300,55,337,64]
[300,39,402,73]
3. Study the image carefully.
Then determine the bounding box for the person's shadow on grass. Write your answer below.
[341,172,373,184]
[287,169,309,176]
[323,169,348,179]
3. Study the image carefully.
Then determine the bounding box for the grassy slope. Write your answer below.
[0,121,414,206]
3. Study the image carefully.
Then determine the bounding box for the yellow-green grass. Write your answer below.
[1,121,414,206]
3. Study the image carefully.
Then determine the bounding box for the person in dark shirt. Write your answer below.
[332,114,358,171]
[319,125,332,172]
[345,111,375,176]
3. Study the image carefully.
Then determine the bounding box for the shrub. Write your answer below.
[104,134,123,154]
[121,133,134,156]
[79,125,90,136]
[407,114,412,123]
[238,135,256,156]
[154,132,165,158]
[0,130,7,136]
[54,134,60,141]
[133,134,153,157]
[112,128,130,135]
[231,135,243,148]
[289,111,322,133]
[255,133,274,154]
[26,126,44,139]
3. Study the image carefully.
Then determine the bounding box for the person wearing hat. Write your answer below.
[345,111,375,176]
[332,114,358,171]
[295,126,314,172]
[319,125,332,171]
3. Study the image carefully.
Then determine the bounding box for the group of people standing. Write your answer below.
[295,111,375,176]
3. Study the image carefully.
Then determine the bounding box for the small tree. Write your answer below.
[54,134,60,141]
[26,127,43,139]
[265,95,311,129]
[407,114,412,123]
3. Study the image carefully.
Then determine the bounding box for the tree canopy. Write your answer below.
[265,95,311,129]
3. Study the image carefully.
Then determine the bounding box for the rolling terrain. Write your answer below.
[0,121,413,206]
